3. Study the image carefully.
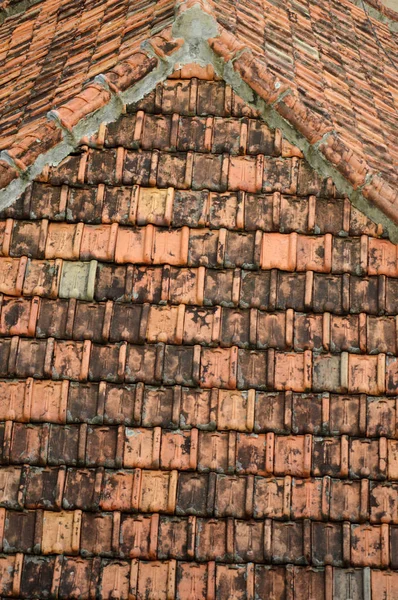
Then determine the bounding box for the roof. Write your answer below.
[0,0,397,232]
[1,70,398,598]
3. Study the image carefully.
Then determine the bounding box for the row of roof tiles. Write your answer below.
[2,422,398,479]
[0,552,394,600]
[0,336,398,393]
[2,221,398,275]
[0,185,381,241]
[4,463,398,523]
[3,258,398,316]
[7,148,332,196]
[1,380,397,439]
[2,508,398,568]
[0,28,397,227]
[3,296,398,355]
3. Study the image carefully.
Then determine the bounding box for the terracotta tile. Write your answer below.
[254,392,287,433]
[274,351,312,392]
[261,233,297,271]
[78,511,112,556]
[200,347,238,389]
[157,152,189,189]
[0,465,23,509]
[177,116,208,152]
[179,388,214,429]
[274,435,312,477]
[164,345,199,386]
[214,474,247,518]
[45,223,83,260]
[192,153,225,192]
[134,560,176,600]
[255,565,287,599]
[197,81,226,116]
[0,379,28,422]
[253,477,285,519]
[228,155,263,192]
[236,433,268,476]
[216,563,251,598]
[22,259,61,299]
[351,524,385,567]
[0,256,27,296]
[237,348,268,390]
[177,562,208,600]
[80,223,118,261]
[63,468,100,511]
[67,186,101,223]
[42,510,81,554]
[20,555,56,599]
[271,521,305,564]
[0,554,19,597]
[161,429,197,470]
[158,515,192,559]
[147,305,182,344]
[296,234,332,273]
[225,231,259,269]
[67,382,101,425]
[332,237,364,275]
[312,274,344,314]
[350,438,382,479]
[9,220,44,258]
[137,187,174,226]
[59,557,93,599]
[73,301,106,343]
[198,431,229,473]
[138,470,177,513]
[172,190,209,227]
[329,395,361,436]
[204,269,235,306]
[131,266,163,304]
[142,114,173,150]
[100,470,134,512]
[95,263,127,302]
[3,509,38,553]
[126,344,160,384]
[291,478,323,520]
[86,425,122,468]
[100,561,130,600]
[123,150,152,186]
[280,195,309,233]
[124,427,161,470]
[212,117,242,154]
[369,238,398,277]
[312,522,344,566]
[330,315,360,353]
[291,393,323,435]
[52,340,85,381]
[15,338,47,378]
[30,380,68,424]
[370,482,398,524]
[257,311,287,350]
[120,513,158,559]
[36,298,68,339]
[196,518,227,561]
[141,386,174,428]
[47,424,80,466]
[312,436,346,477]
[348,354,383,395]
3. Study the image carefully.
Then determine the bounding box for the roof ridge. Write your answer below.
[0,0,43,23]
[0,0,397,239]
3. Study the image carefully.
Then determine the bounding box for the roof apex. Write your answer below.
[0,0,397,239]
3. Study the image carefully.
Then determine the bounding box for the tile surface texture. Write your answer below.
[0,46,398,600]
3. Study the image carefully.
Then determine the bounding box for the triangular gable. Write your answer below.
[0,0,397,239]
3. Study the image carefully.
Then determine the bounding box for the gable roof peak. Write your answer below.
[0,0,397,239]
